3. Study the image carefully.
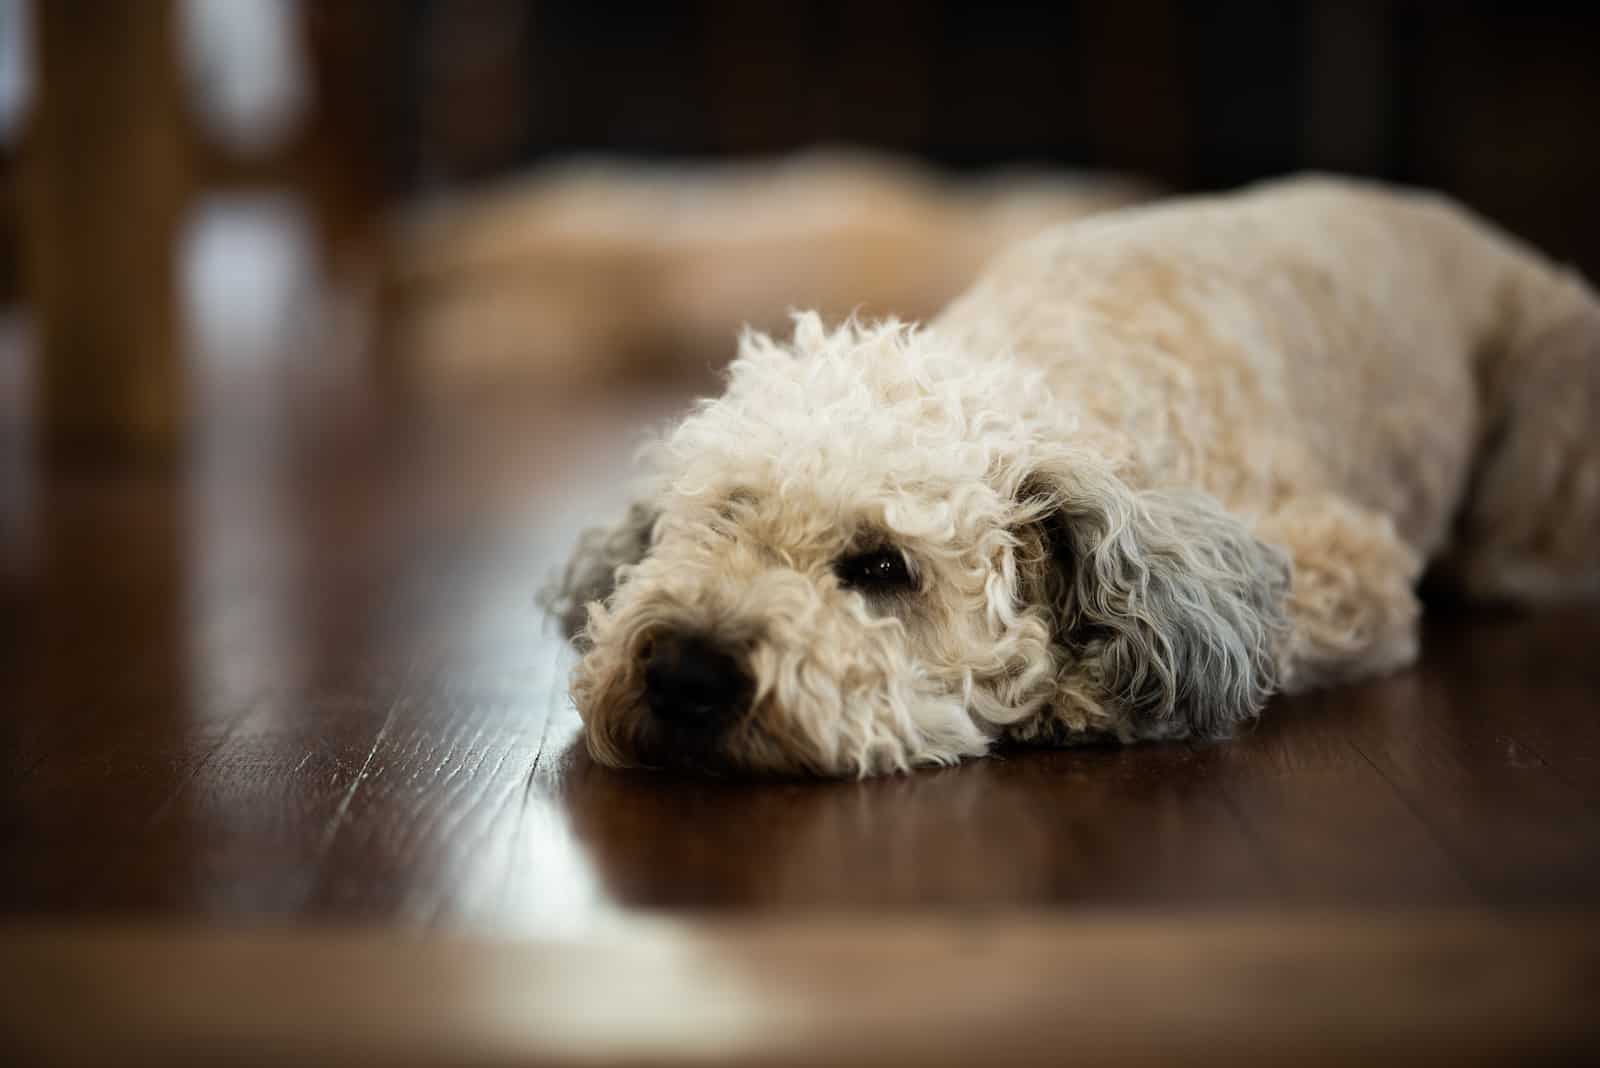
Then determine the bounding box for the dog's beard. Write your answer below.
[571,582,992,777]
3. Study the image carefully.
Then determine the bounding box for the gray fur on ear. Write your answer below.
[543,501,659,646]
[1022,469,1291,739]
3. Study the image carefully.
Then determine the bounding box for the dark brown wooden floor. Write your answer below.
[5,299,1600,929]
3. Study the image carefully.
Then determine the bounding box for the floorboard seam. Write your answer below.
[316,694,403,859]
[1345,736,1491,904]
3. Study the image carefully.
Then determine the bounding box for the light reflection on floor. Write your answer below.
[173,191,692,929]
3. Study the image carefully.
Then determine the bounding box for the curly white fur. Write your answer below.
[551,175,1600,777]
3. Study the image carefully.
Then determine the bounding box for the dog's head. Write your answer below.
[549,314,1290,776]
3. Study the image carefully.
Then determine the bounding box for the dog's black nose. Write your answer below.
[642,632,751,730]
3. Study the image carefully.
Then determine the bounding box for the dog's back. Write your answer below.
[937,175,1599,585]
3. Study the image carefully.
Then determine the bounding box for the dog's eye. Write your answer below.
[835,548,915,593]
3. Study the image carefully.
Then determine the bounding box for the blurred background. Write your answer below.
[4,1,1600,448]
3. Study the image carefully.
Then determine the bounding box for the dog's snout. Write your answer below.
[642,632,751,729]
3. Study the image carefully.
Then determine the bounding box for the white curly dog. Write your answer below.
[551,176,1600,777]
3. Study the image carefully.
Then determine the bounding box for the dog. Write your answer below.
[549,175,1600,777]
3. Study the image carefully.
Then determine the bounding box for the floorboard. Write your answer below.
[5,916,1598,1067]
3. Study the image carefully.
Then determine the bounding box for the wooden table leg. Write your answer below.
[19,0,190,461]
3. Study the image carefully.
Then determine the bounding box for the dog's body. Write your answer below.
[554,176,1600,777]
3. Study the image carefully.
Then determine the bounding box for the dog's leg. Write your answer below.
[1444,291,1600,601]
[1259,495,1423,693]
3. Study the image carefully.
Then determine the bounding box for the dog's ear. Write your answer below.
[1016,461,1290,739]
[543,501,659,647]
